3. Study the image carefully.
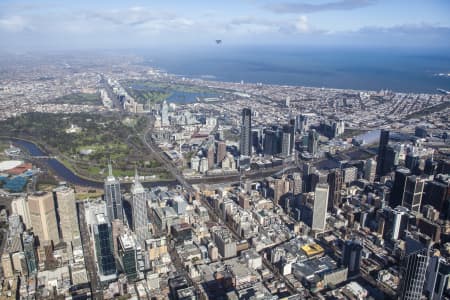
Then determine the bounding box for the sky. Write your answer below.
[0,0,449,51]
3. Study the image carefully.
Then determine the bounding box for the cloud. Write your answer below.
[0,15,31,32]
[266,0,378,14]
[356,23,450,36]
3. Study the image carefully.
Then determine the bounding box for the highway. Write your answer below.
[77,201,102,300]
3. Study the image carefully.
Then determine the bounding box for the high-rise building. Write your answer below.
[292,172,302,196]
[263,129,279,156]
[118,233,138,281]
[343,166,358,184]
[161,100,169,126]
[327,169,342,212]
[342,240,363,276]
[402,176,425,213]
[93,213,116,278]
[131,170,149,248]
[364,159,377,182]
[28,191,59,244]
[307,129,319,156]
[424,256,450,300]
[54,186,80,244]
[240,108,252,156]
[390,168,411,208]
[281,125,293,157]
[376,130,390,177]
[207,144,215,168]
[11,196,31,229]
[405,153,420,174]
[215,141,227,164]
[105,163,123,221]
[22,232,37,275]
[383,145,399,175]
[422,177,450,219]
[399,237,430,300]
[312,183,329,232]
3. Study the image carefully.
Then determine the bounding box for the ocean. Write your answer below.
[141,46,450,94]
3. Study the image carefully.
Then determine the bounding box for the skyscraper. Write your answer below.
[399,236,430,300]
[93,213,116,278]
[281,125,293,157]
[28,191,59,244]
[364,158,377,182]
[118,233,138,281]
[22,232,37,275]
[54,186,80,244]
[390,168,411,208]
[207,144,215,167]
[327,169,342,212]
[312,183,329,232]
[105,163,123,221]
[240,108,252,156]
[402,176,425,213]
[131,170,149,247]
[376,129,390,177]
[215,141,227,164]
[342,240,363,276]
[307,129,319,156]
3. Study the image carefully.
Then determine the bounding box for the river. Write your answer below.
[11,139,176,189]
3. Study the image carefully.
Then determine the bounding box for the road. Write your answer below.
[77,201,102,300]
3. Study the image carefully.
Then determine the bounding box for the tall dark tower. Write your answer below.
[342,240,363,276]
[390,168,411,208]
[240,108,252,156]
[376,129,390,177]
[104,163,123,221]
[327,169,342,212]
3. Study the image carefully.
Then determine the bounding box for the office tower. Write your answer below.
[93,214,116,277]
[343,166,357,184]
[342,240,363,276]
[424,158,437,176]
[376,129,390,177]
[327,169,342,212]
[207,144,215,168]
[307,129,319,156]
[364,159,377,182]
[263,129,279,156]
[11,196,31,229]
[424,257,450,300]
[390,168,411,208]
[200,157,209,173]
[105,163,123,221]
[383,145,399,175]
[118,233,138,281]
[378,206,410,241]
[251,128,263,154]
[296,114,311,134]
[54,186,80,244]
[240,108,252,156]
[292,172,302,196]
[28,191,59,244]
[399,237,430,300]
[422,177,450,219]
[22,232,37,274]
[402,176,425,213]
[161,100,169,126]
[131,170,149,248]
[215,141,227,164]
[312,183,329,232]
[281,125,293,157]
[405,153,420,174]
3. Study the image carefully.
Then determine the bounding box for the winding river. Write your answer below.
[12,139,176,189]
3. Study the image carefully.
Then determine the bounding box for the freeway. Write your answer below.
[77,201,102,300]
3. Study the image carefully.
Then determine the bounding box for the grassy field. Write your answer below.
[48,92,102,106]
[0,112,172,181]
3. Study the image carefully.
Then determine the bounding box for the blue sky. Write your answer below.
[0,0,449,51]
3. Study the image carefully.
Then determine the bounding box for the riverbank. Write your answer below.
[0,136,177,189]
